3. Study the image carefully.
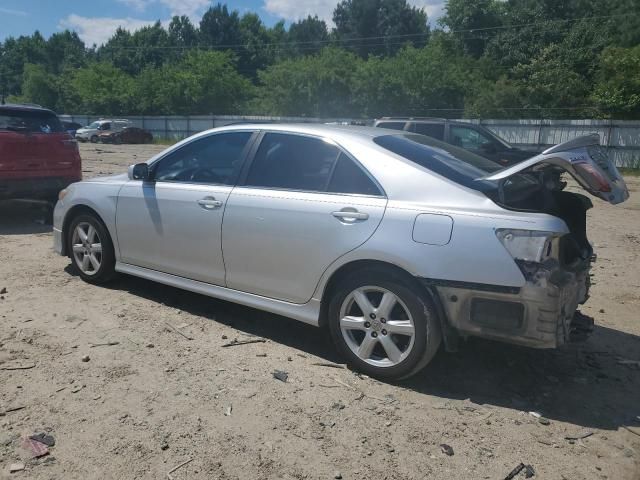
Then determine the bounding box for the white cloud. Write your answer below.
[58,14,158,46]
[116,0,151,12]
[115,0,209,18]
[0,6,28,16]
[263,0,445,24]
[158,0,209,18]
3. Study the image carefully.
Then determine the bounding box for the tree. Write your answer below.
[18,64,59,109]
[45,31,87,75]
[288,16,329,56]
[71,62,135,114]
[138,51,252,115]
[238,13,273,78]
[591,46,640,118]
[199,4,242,47]
[168,15,199,48]
[440,0,501,58]
[333,0,429,57]
[254,47,362,116]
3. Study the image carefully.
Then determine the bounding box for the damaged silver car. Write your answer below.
[53,125,629,379]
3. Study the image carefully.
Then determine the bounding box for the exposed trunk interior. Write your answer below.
[486,168,593,264]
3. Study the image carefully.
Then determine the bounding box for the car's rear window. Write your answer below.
[0,109,63,133]
[373,133,502,190]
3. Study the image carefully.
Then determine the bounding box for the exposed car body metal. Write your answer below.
[54,124,627,354]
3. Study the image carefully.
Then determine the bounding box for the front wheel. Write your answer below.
[328,270,441,380]
[67,214,116,284]
[90,135,98,143]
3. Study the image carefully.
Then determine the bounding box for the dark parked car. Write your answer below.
[99,126,153,145]
[62,121,83,137]
[0,104,81,204]
[374,117,533,166]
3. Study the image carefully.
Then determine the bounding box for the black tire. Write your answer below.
[67,213,117,284]
[328,269,441,380]
[90,135,98,143]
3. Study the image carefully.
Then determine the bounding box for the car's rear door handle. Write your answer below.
[332,210,369,221]
[197,197,223,209]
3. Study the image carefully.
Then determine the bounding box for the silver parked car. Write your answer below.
[53,125,629,379]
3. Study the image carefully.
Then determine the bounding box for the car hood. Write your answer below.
[85,173,129,184]
[481,134,629,205]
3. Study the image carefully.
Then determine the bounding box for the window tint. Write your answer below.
[245,133,340,192]
[376,122,407,131]
[153,132,252,184]
[99,122,111,131]
[0,109,63,133]
[412,123,445,140]
[327,153,381,196]
[450,126,493,150]
[373,134,501,191]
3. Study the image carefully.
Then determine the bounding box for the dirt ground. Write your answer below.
[1,143,639,480]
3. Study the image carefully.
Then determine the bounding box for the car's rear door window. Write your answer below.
[0,109,63,133]
[327,153,382,196]
[376,122,407,131]
[153,132,253,184]
[245,133,340,192]
[411,122,445,140]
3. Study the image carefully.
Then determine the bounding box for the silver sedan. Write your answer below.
[53,125,629,379]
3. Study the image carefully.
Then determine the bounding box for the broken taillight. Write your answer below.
[574,161,611,193]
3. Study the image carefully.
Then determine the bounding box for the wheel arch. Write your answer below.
[61,204,108,257]
[318,259,458,351]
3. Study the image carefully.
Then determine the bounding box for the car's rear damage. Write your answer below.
[423,134,627,349]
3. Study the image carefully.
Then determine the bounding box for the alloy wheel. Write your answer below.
[71,222,103,276]
[339,286,416,367]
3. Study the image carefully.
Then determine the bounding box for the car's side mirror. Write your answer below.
[128,163,150,181]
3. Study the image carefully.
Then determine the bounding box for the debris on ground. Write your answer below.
[528,411,542,418]
[81,355,90,362]
[334,471,342,479]
[167,458,193,480]
[89,341,120,347]
[0,287,7,294]
[9,462,25,473]
[504,463,525,480]
[622,425,640,437]
[525,465,536,478]
[0,362,36,370]
[312,362,345,369]
[224,405,233,416]
[21,437,49,458]
[618,359,640,368]
[164,322,194,341]
[273,370,288,382]
[146,343,154,348]
[29,432,55,447]
[440,444,454,456]
[538,417,551,425]
[565,431,593,440]
[222,338,266,347]
[0,405,26,416]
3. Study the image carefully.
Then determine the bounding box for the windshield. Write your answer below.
[87,122,100,129]
[0,109,63,133]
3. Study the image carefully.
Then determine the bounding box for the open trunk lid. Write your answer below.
[481,134,629,204]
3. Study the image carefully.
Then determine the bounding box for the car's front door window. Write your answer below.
[450,126,494,150]
[153,132,252,185]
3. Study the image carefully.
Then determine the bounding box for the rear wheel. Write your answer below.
[328,270,441,380]
[67,214,116,284]
[90,135,98,143]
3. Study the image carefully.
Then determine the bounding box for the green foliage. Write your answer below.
[1,0,639,118]
[591,46,640,118]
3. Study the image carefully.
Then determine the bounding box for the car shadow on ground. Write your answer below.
[0,200,52,235]
[69,268,640,433]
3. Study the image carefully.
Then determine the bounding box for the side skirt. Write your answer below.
[115,262,321,327]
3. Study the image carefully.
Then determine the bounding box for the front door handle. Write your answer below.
[332,210,369,221]
[197,196,223,209]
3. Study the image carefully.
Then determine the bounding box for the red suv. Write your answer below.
[0,104,81,204]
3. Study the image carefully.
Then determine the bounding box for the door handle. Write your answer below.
[332,210,369,221]
[197,197,223,209]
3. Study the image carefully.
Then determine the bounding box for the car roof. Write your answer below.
[375,117,484,127]
[0,103,56,114]
[215,123,386,142]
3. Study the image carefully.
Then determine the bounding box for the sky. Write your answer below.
[0,0,446,46]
